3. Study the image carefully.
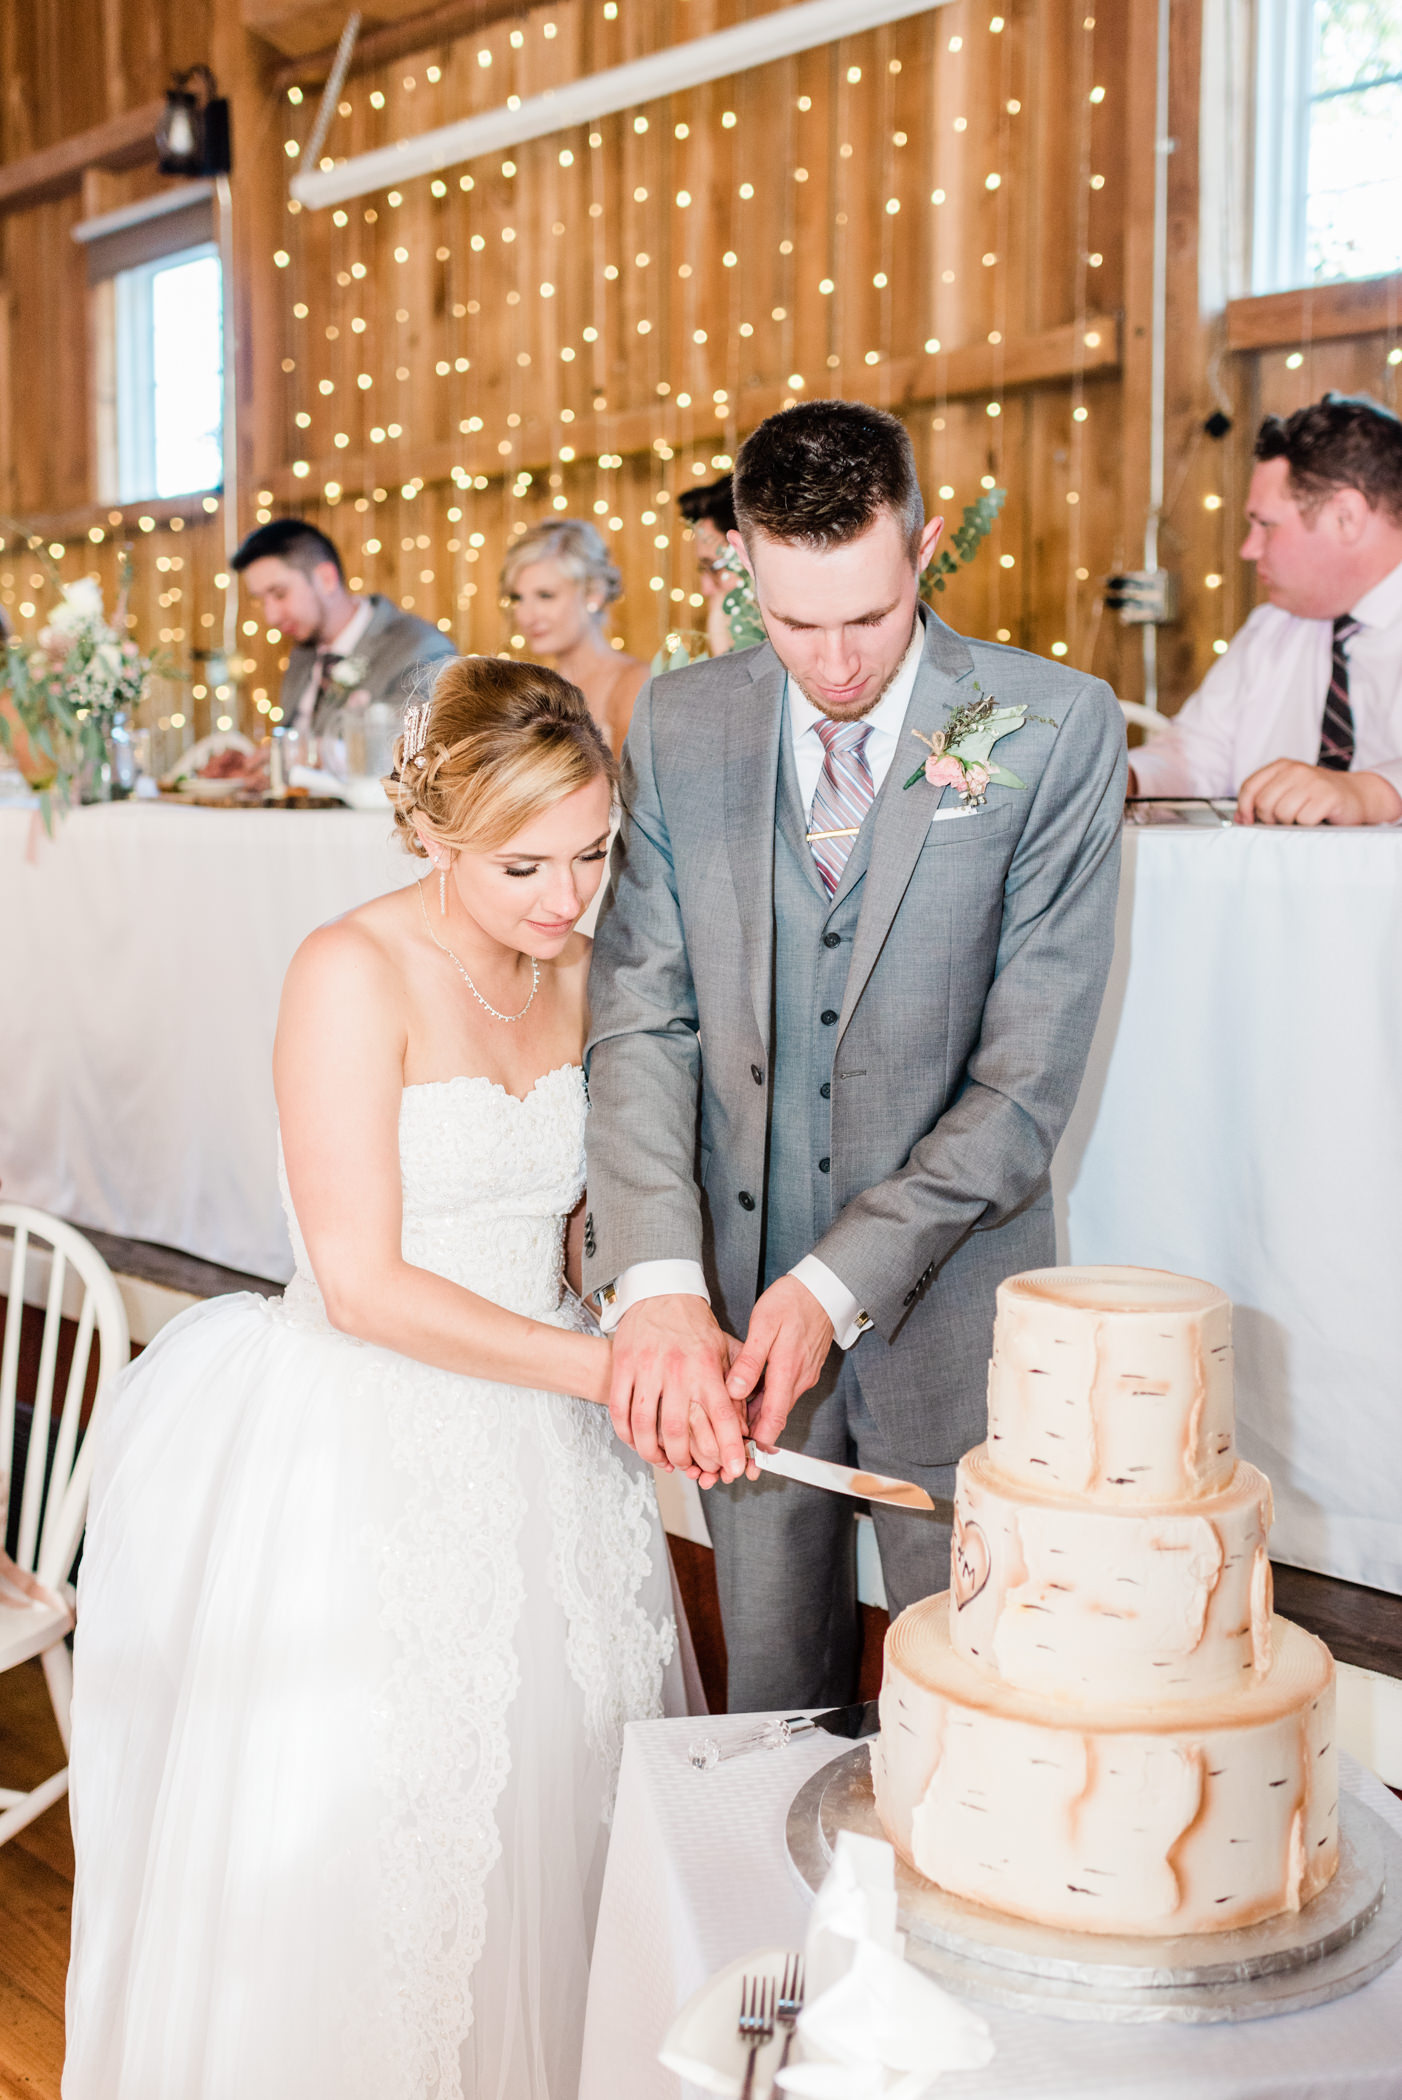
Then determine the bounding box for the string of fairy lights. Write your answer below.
[3,0,1131,743]
[263,2,1050,695]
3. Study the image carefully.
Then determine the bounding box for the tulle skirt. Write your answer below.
[63,1291,677,2100]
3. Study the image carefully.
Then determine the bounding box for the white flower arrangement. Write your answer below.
[0,559,162,826]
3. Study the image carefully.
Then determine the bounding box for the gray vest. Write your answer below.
[763,725,880,1287]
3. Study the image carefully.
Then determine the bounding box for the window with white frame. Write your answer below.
[76,185,224,504]
[1254,0,1402,293]
[113,245,223,501]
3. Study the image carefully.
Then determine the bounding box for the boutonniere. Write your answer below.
[902,684,1056,810]
[327,654,369,691]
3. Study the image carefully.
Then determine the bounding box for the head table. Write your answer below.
[581,1714,1402,2100]
[1,803,1399,1594]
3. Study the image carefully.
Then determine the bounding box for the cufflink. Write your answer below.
[855,1311,873,1332]
[597,1283,616,1307]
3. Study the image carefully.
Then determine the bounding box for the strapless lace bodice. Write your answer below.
[280,1064,587,1330]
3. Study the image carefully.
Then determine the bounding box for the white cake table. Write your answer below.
[580,1713,1402,2100]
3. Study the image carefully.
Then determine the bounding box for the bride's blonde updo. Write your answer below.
[389,654,617,858]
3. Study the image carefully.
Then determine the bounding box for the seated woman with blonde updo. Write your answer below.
[63,656,685,2100]
[501,518,648,759]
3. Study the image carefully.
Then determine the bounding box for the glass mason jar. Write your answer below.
[80,710,136,803]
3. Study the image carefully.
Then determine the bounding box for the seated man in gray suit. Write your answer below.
[582,401,1127,1712]
[232,519,454,736]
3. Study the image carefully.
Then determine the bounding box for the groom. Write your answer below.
[583,401,1126,1710]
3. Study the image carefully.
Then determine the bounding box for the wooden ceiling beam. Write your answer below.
[270,1,532,91]
[0,99,167,216]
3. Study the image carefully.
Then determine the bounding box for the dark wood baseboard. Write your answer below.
[1272,1563,1402,1681]
[666,1534,888,1716]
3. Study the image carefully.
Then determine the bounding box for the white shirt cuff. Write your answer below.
[789,1255,872,1350]
[594,1259,710,1332]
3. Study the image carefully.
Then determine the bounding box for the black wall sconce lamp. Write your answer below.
[156,66,232,178]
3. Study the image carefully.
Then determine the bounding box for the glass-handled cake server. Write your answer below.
[689,1700,879,1771]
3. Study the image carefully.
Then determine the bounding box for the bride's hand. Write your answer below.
[683,1338,757,1487]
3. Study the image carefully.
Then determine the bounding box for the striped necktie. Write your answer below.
[807,719,875,895]
[1317,614,1361,771]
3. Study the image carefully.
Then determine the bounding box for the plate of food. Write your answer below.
[160,733,267,803]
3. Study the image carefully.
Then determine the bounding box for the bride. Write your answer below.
[63,657,681,2100]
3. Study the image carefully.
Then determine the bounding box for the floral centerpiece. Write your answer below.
[0,566,162,827]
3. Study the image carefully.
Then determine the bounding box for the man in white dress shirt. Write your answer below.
[1130,394,1402,825]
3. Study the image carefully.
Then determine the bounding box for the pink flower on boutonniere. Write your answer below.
[963,762,990,797]
[924,754,965,791]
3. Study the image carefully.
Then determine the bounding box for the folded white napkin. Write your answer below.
[776,1831,993,2099]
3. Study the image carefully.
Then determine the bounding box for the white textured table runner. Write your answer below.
[581,1713,1402,2100]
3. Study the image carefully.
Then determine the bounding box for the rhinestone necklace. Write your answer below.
[418,877,540,1023]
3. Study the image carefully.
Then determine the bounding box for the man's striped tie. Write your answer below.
[807,719,875,895]
[1317,614,1361,771]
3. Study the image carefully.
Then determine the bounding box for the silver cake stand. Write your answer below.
[786,1746,1402,2022]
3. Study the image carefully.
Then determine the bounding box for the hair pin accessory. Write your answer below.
[401,702,432,769]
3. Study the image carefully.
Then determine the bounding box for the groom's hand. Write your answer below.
[727,1276,834,1446]
[609,1295,750,1484]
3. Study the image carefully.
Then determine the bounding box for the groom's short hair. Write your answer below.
[734,400,924,558]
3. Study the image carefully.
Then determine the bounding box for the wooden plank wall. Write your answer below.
[2,0,1401,754]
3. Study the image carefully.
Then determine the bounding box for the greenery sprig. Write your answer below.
[921,488,1006,597]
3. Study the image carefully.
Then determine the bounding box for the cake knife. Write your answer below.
[745,1440,937,1511]
[689,1700,879,1769]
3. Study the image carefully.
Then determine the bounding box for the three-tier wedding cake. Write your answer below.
[871,1266,1338,1937]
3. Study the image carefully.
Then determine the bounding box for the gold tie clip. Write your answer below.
[806,825,862,841]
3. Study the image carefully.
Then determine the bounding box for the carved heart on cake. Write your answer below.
[951,1508,990,1609]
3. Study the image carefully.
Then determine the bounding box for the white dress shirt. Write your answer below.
[1130,558,1402,804]
[292,597,374,732]
[597,621,925,1349]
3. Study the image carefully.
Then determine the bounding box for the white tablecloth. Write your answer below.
[581,1714,1402,2100]
[4,811,1400,1595]
[0,803,412,1279]
[1053,824,1402,1596]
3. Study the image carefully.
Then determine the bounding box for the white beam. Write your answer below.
[292,0,951,211]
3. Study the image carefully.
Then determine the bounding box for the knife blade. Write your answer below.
[746,1440,936,1511]
[784,1696,881,1747]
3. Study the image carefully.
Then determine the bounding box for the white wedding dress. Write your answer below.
[63,1065,676,2100]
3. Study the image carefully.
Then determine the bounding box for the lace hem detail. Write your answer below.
[538,1292,676,1814]
[372,1352,525,2100]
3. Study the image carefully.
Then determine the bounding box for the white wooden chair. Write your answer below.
[0,1205,129,1845]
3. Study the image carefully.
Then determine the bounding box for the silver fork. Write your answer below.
[774,1952,805,2074]
[736,1972,775,2100]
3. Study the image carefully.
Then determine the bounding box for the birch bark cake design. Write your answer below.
[870,1266,1338,1937]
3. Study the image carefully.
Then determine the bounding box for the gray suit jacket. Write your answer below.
[280,593,455,732]
[583,609,1127,1458]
